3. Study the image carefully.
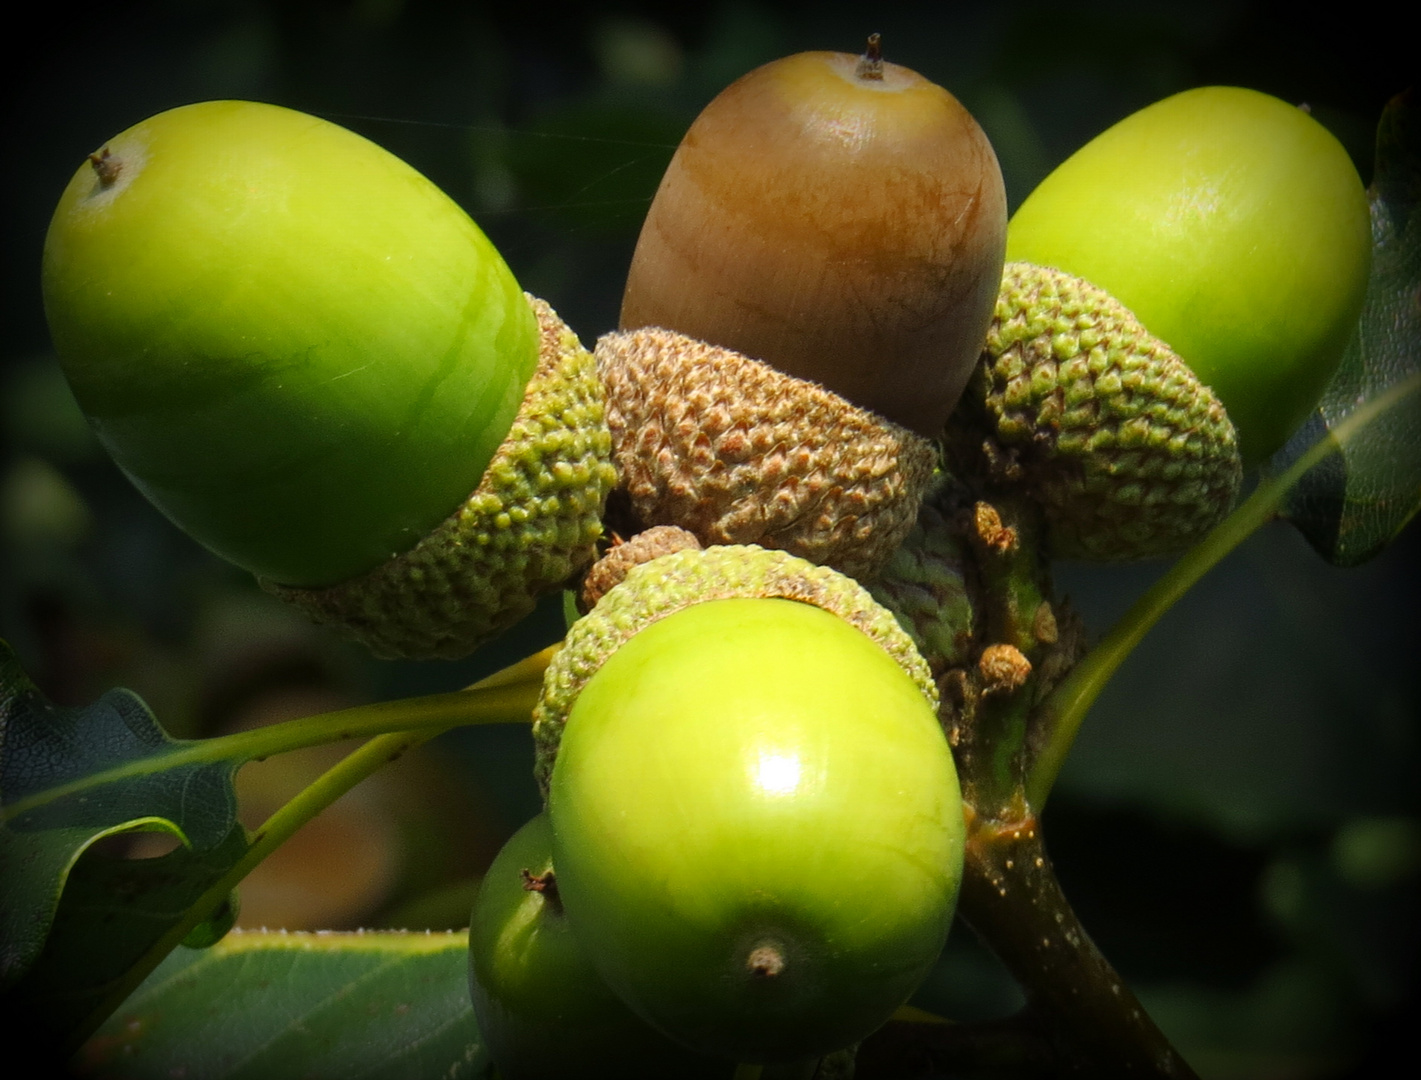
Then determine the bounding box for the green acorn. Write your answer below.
[533,543,937,789]
[42,101,617,658]
[950,86,1372,560]
[1006,86,1370,466]
[266,297,616,658]
[468,812,833,1078]
[467,813,734,1079]
[531,544,960,1063]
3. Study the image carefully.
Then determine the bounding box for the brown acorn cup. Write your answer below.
[596,326,939,582]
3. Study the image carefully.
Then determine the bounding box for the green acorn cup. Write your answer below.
[531,544,961,1064]
[42,101,617,659]
[950,86,1372,560]
[951,262,1243,561]
[866,491,977,677]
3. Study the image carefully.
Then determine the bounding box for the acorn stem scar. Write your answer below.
[88,147,121,187]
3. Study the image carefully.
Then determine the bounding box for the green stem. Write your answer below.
[732,1065,763,1080]
[61,645,559,1057]
[1026,372,1421,811]
[976,690,1033,815]
[952,820,1197,1078]
[5,646,556,823]
[970,496,1050,655]
[955,494,1054,816]
[66,726,442,1055]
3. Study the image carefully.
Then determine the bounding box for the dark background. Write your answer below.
[2,2,1417,1076]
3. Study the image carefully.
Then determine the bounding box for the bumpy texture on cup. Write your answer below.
[267,297,618,659]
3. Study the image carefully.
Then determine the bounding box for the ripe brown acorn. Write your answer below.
[620,37,1007,439]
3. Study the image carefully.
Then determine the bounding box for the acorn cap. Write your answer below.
[949,263,1242,560]
[532,544,937,796]
[265,296,619,659]
[596,327,937,580]
[578,525,703,611]
[868,490,978,676]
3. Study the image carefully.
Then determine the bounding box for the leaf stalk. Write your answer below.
[5,646,556,823]
[1026,371,1421,810]
[59,646,558,1055]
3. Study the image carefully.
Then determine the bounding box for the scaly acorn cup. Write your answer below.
[867,488,978,677]
[577,523,703,611]
[532,545,962,1064]
[1005,86,1371,466]
[595,329,937,580]
[42,101,616,659]
[949,262,1243,561]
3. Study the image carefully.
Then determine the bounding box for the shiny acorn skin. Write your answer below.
[621,43,1007,438]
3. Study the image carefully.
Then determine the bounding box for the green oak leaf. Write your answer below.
[5,824,249,1052]
[74,929,489,1080]
[1277,91,1421,565]
[1,640,247,1043]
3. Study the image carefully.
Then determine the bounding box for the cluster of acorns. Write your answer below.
[43,37,1369,1075]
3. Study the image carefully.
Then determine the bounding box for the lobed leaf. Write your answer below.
[1,640,248,1044]
[74,929,488,1080]
[0,641,244,985]
[1,639,551,1054]
[5,825,249,1050]
[1278,91,1421,565]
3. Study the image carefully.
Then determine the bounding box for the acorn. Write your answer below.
[1001,86,1371,467]
[42,101,617,658]
[602,38,1007,577]
[532,544,962,1063]
[577,523,703,611]
[467,813,734,1079]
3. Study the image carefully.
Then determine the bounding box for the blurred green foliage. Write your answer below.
[2,2,1415,1076]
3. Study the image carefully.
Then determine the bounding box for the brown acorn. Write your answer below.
[621,38,1007,438]
[605,39,1006,576]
